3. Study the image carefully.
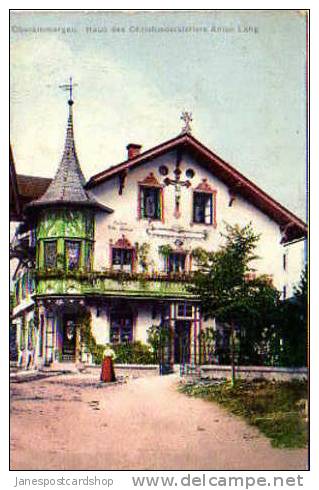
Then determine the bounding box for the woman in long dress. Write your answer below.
[100,345,116,382]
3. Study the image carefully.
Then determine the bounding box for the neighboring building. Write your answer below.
[10,91,307,370]
[9,146,21,222]
[10,146,52,222]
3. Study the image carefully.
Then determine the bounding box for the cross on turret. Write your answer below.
[59,76,78,105]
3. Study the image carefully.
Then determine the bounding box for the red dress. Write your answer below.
[100,356,116,382]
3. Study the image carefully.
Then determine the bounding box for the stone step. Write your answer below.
[39,362,80,373]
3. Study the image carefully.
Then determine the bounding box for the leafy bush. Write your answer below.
[147,324,172,363]
[91,344,105,365]
[111,341,155,365]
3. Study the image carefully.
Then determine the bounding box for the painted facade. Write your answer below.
[10,94,307,371]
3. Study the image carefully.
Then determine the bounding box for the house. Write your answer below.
[10,90,307,371]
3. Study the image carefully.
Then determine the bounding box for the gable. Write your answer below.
[86,133,307,243]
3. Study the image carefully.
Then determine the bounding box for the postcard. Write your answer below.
[9,9,308,477]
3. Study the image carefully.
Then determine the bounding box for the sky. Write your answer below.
[10,10,307,220]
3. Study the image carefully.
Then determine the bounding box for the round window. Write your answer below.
[186,168,195,178]
[159,165,169,176]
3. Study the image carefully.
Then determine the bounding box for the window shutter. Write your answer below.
[140,187,145,218]
[156,190,161,219]
[193,193,199,222]
[160,189,164,221]
[205,195,212,224]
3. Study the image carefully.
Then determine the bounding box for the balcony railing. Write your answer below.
[35,268,194,299]
[36,268,194,283]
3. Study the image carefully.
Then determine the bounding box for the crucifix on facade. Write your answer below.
[163,149,191,218]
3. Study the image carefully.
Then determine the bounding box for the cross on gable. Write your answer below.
[180,111,193,134]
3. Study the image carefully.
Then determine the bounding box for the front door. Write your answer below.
[174,321,191,364]
[62,317,77,361]
[158,320,173,375]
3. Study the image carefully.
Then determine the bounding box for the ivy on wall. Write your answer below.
[135,242,151,272]
[79,310,104,364]
[158,244,173,258]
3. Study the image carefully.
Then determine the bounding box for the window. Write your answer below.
[66,240,81,270]
[168,252,186,273]
[159,165,169,176]
[85,242,93,271]
[85,214,94,237]
[177,303,193,318]
[112,248,133,272]
[110,315,133,343]
[44,240,57,269]
[193,192,213,224]
[140,186,162,220]
[186,168,195,179]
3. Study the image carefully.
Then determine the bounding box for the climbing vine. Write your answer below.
[136,242,151,272]
[79,311,104,364]
[158,244,173,258]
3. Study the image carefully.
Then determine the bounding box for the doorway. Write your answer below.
[174,321,191,364]
[62,316,77,361]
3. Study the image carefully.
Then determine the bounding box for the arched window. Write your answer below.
[193,179,217,226]
[111,236,135,272]
[138,173,164,221]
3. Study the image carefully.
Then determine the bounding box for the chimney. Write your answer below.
[127,143,142,160]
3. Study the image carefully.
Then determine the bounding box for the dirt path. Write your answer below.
[10,371,308,470]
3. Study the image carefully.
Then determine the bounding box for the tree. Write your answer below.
[273,266,308,367]
[189,223,280,385]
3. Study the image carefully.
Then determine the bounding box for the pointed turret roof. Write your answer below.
[26,90,112,213]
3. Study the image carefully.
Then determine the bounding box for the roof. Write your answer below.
[17,175,52,201]
[26,100,112,214]
[86,132,307,243]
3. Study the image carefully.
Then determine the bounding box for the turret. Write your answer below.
[25,78,112,278]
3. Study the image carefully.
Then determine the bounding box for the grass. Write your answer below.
[179,378,308,448]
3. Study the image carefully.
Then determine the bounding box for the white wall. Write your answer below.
[90,303,155,346]
[91,149,296,292]
[282,239,306,298]
[134,304,156,344]
[90,306,110,345]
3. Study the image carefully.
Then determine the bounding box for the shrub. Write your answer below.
[92,344,105,365]
[112,341,155,365]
